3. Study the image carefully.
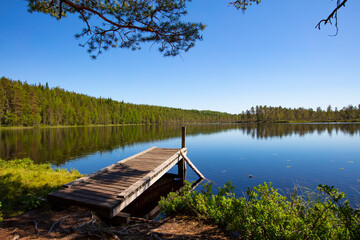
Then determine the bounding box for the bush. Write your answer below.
[159,182,360,239]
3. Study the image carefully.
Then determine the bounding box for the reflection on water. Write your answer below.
[1,123,360,204]
[1,123,359,165]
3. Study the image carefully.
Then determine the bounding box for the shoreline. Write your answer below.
[1,120,360,130]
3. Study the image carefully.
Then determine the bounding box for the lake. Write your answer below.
[1,123,360,203]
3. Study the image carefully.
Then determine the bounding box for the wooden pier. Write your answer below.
[48,127,204,219]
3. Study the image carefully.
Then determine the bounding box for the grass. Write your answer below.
[159,181,360,239]
[0,158,83,218]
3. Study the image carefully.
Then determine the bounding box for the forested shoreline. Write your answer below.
[0,77,238,126]
[237,105,360,123]
[1,77,359,127]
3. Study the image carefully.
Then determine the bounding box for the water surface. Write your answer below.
[1,123,359,202]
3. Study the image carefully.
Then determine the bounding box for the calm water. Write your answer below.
[1,123,360,202]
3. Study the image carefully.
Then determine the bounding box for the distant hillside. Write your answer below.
[0,77,239,126]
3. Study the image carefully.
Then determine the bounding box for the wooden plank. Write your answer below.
[121,165,159,171]
[124,160,162,166]
[129,157,169,162]
[60,188,118,202]
[124,163,159,169]
[49,191,114,208]
[97,170,148,179]
[64,146,158,188]
[180,150,205,179]
[61,187,118,199]
[92,175,140,183]
[146,148,178,153]
[107,168,150,174]
[87,177,135,184]
[136,151,176,158]
[100,173,148,180]
[68,184,124,195]
[107,168,150,175]
[153,148,181,151]
[88,178,135,187]
[124,162,159,167]
[116,148,186,200]
[79,180,129,189]
[48,193,112,218]
[93,172,144,180]
[136,154,174,159]
[77,183,127,193]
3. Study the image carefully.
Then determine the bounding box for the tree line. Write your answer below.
[0,77,238,126]
[1,77,359,127]
[238,105,360,123]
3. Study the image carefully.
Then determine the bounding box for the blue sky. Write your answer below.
[0,0,359,114]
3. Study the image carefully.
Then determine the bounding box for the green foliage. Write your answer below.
[0,158,83,218]
[230,0,261,11]
[26,0,205,58]
[0,77,239,127]
[238,105,360,123]
[1,77,358,127]
[24,0,346,58]
[159,182,360,239]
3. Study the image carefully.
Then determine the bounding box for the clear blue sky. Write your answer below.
[1,0,359,114]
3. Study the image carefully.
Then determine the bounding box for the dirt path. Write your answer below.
[0,207,231,239]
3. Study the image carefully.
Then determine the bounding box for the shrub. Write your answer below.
[159,182,360,239]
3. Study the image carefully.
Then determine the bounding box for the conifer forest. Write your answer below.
[0,77,359,127]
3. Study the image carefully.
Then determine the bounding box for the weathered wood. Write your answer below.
[91,175,140,183]
[112,212,131,225]
[48,191,114,207]
[77,183,126,193]
[60,188,117,201]
[177,157,187,184]
[180,150,205,179]
[48,193,113,218]
[116,149,186,199]
[63,146,157,188]
[177,126,187,183]
[48,146,196,219]
[182,126,186,148]
[143,205,161,220]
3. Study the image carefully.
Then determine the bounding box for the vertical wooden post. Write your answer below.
[178,126,187,184]
[181,126,186,148]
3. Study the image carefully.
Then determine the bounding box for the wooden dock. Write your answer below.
[49,147,189,218]
[48,127,204,219]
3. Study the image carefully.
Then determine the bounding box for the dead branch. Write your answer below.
[33,220,39,235]
[48,216,68,234]
[316,0,348,35]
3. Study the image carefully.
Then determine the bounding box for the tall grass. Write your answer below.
[159,181,360,239]
[0,158,83,218]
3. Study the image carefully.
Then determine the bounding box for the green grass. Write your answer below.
[160,181,360,239]
[0,158,83,218]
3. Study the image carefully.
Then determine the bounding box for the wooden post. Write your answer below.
[181,126,186,148]
[178,126,187,183]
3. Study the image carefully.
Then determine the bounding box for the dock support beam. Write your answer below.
[178,126,187,183]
